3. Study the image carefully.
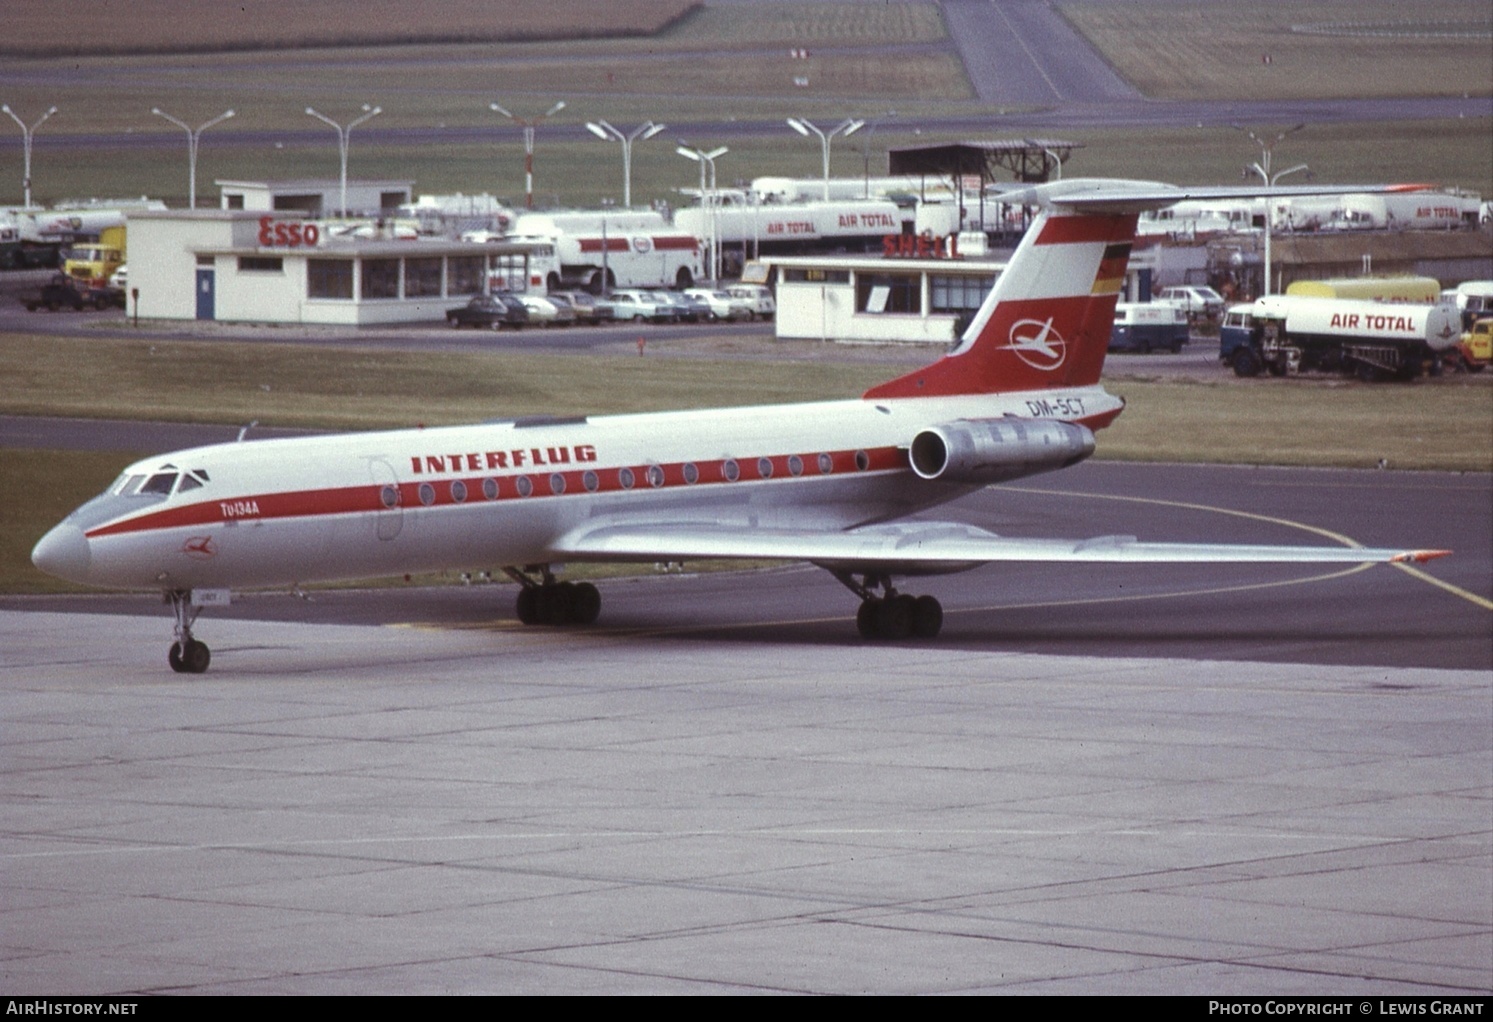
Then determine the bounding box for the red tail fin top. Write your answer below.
[865,210,1138,399]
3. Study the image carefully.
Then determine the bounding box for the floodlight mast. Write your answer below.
[586,120,665,209]
[1235,123,1309,296]
[676,143,728,286]
[2,104,58,209]
[786,116,865,201]
[305,104,382,217]
[491,100,566,209]
[152,107,235,209]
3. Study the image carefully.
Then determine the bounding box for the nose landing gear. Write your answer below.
[166,590,211,673]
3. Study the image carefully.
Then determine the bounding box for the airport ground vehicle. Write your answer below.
[31,178,1447,673]
[509,211,703,293]
[1109,302,1189,353]
[63,226,126,288]
[445,293,529,330]
[21,273,123,311]
[1453,318,1492,372]
[1154,285,1224,320]
[1287,276,1441,303]
[1220,295,1461,380]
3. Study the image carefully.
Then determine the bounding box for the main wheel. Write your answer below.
[515,587,539,625]
[569,582,601,625]
[876,594,915,640]
[911,595,943,639]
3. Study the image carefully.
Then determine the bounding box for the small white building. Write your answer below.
[217,178,413,215]
[127,208,533,325]
[762,254,1006,345]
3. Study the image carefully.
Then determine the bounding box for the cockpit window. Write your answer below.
[139,473,179,495]
[178,475,202,493]
[115,474,146,495]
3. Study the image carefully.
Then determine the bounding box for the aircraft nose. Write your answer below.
[31,523,91,583]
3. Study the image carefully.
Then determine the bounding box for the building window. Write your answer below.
[783,267,849,283]
[930,274,995,313]
[238,256,283,273]
[361,258,399,300]
[857,273,920,314]
[308,259,353,299]
[449,256,484,296]
[405,257,442,298]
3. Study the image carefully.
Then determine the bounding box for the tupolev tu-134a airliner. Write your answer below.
[31,179,1449,673]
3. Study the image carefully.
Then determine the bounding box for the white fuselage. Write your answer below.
[39,387,1122,592]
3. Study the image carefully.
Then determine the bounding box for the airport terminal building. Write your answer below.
[128,208,501,326]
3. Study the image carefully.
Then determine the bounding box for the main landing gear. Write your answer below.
[166,589,211,673]
[504,566,601,627]
[834,572,943,641]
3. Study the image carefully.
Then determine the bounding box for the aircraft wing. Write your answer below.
[552,520,1448,574]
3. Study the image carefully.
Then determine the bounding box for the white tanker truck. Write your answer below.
[1220,295,1461,380]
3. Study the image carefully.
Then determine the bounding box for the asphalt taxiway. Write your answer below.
[2,461,1489,994]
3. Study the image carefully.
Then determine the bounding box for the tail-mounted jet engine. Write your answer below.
[908,417,1095,485]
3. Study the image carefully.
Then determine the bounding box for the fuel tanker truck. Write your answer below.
[1219,295,1461,380]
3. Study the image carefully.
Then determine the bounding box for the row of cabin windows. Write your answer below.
[387,452,872,508]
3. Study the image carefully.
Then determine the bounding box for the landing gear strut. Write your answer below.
[504,566,601,627]
[833,572,943,641]
[166,590,211,673]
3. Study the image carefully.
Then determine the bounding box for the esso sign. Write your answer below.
[258,217,320,248]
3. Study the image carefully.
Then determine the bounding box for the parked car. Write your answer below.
[110,264,128,289]
[643,290,688,323]
[683,288,752,322]
[606,290,670,323]
[553,290,612,325]
[672,291,714,322]
[1155,285,1225,320]
[727,284,776,320]
[445,292,529,330]
[519,294,574,327]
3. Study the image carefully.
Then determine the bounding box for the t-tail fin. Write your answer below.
[865,209,1138,399]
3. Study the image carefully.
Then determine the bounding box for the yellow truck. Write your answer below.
[1455,318,1492,373]
[62,225,125,288]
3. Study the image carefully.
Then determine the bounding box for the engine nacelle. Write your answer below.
[908,417,1095,485]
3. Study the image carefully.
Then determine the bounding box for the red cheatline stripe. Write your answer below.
[85,446,908,539]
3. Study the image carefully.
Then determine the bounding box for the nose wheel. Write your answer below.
[166,590,212,673]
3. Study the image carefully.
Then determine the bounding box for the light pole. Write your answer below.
[786,116,864,201]
[2,104,57,209]
[305,104,381,217]
[676,144,727,285]
[491,100,566,209]
[586,119,664,209]
[1236,123,1307,296]
[152,107,234,209]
